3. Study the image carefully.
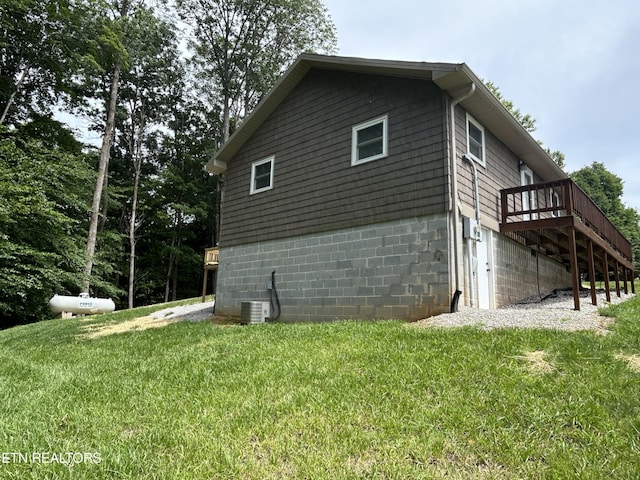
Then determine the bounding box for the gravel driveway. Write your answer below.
[416,289,634,333]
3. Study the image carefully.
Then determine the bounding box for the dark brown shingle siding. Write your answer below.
[220,70,448,246]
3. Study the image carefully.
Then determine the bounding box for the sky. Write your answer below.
[322,0,640,210]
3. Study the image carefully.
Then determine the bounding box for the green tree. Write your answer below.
[115,6,184,308]
[0,124,93,326]
[80,0,134,294]
[151,94,222,303]
[0,0,86,125]
[177,0,337,141]
[485,80,565,169]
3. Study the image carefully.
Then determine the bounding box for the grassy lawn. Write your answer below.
[1,298,640,479]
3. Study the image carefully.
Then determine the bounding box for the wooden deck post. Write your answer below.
[499,179,634,307]
[202,269,209,303]
[586,240,597,306]
[602,252,611,303]
[624,268,629,295]
[567,226,581,311]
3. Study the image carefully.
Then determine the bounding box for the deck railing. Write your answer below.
[500,178,632,262]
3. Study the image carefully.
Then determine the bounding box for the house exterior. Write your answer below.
[205,54,634,322]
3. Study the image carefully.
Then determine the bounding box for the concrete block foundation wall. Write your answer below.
[215,214,451,322]
[493,233,572,307]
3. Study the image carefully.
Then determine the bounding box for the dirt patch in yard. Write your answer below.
[511,350,556,375]
[80,316,180,339]
[614,353,640,373]
[79,301,216,339]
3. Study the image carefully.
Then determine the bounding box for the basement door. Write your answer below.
[477,228,493,309]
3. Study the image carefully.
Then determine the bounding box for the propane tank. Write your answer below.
[49,293,115,315]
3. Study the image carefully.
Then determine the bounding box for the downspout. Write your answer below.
[448,83,476,312]
[463,154,481,226]
[463,154,481,308]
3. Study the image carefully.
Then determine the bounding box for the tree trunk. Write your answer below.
[164,210,183,302]
[164,251,174,304]
[0,66,29,125]
[222,94,231,142]
[128,163,141,308]
[83,61,121,292]
[171,258,178,302]
[127,100,145,309]
[98,169,109,234]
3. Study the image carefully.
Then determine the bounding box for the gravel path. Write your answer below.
[415,289,634,333]
[149,301,215,322]
[146,290,635,333]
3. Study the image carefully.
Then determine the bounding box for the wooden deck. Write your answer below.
[500,178,635,310]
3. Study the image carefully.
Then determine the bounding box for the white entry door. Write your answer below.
[477,228,493,309]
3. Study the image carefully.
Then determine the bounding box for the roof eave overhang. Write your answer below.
[205,54,315,172]
[433,66,566,181]
[206,54,566,182]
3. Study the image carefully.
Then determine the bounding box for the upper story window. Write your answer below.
[466,114,486,166]
[250,156,274,195]
[352,115,388,166]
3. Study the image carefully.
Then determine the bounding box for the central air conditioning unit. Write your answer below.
[240,301,270,324]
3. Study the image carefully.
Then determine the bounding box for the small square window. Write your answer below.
[352,115,388,165]
[250,156,274,195]
[466,114,486,166]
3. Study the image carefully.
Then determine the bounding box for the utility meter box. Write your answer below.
[240,301,270,324]
[463,217,483,242]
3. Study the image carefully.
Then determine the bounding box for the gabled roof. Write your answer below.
[206,54,566,181]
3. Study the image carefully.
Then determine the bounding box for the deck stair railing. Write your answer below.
[204,247,220,267]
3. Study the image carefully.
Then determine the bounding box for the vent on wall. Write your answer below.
[241,301,270,324]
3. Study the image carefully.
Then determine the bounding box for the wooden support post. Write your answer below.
[567,226,581,311]
[202,269,209,302]
[587,240,597,306]
[602,252,611,303]
[633,271,636,294]
[624,268,629,295]
[614,260,621,297]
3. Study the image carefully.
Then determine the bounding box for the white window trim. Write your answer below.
[250,155,275,195]
[351,114,388,166]
[520,165,536,220]
[466,113,486,167]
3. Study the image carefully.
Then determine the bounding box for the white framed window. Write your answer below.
[466,114,486,166]
[250,156,274,195]
[351,115,388,166]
